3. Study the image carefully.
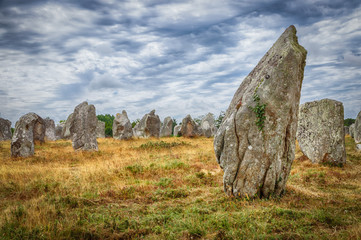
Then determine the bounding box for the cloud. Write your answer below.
[0,0,360,125]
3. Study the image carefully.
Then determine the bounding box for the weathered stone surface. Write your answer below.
[0,118,12,141]
[173,125,181,137]
[44,117,57,141]
[354,111,361,143]
[61,113,74,139]
[55,124,63,140]
[357,144,361,151]
[297,99,346,166]
[200,113,217,138]
[344,126,349,135]
[11,113,45,157]
[69,102,98,151]
[214,25,307,198]
[350,123,355,138]
[180,115,201,138]
[133,110,161,138]
[96,120,105,138]
[160,117,173,137]
[113,110,133,140]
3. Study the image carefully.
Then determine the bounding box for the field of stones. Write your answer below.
[1,25,361,239]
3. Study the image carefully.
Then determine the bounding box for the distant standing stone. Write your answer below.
[350,123,355,138]
[160,117,173,137]
[200,113,217,138]
[69,102,98,151]
[113,110,133,140]
[354,111,361,143]
[0,118,12,141]
[55,123,63,139]
[173,125,182,137]
[214,25,307,198]
[180,115,201,138]
[96,120,105,138]
[133,110,161,138]
[44,117,57,141]
[62,113,74,139]
[344,126,349,135]
[297,99,346,166]
[11,113,45,157]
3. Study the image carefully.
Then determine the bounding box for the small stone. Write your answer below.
[113,110,133,140]
[44,117,57,141]
[180,115,201,138]
[160,117,173,137]
[0,118,12,141]
[61,113,74,139]
[200,113,217,138]
[354,111,361,143]
[173,125,182,137]
[96,120,105,138]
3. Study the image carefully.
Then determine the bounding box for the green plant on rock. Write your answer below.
[249,92,267,131]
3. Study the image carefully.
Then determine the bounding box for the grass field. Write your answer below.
[0,136,361,239]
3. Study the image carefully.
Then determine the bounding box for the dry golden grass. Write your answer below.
[0,135,360,239]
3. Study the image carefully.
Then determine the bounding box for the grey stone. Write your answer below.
[11,113,45,157]
[350,123,355,138]
[214,25,307,198]
[180,115,201,138]
[44,117,57,141]
[200,113,217,138]
[69,101,98,151]
[173,125,182,137]
[160,117,173,137]
[357,144,361,151]
[297,99,346,166]
[133,110,161,138]
[0,118,12,141]
[113,110,133,140]
[96,120,105,138]
[61,113,74,139]
[344,126,349,135]
[354,111,361,143]
[55,124,63,140]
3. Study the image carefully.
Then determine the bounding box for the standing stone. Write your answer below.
[173,125,182,137]
[69,102,98,151]
[11,113,45,157]
[297,99,346,166]
[214,25,307,198]
[0,118,12,141]
[113,110,133,140]
[55,124,63,139]
[200,113,217,138]
[160,117,173,137]
[350,123,355,138]
[354,111,361,143]
[61,113,74,139]
[180,115,201,138]
[133,110,161,138]
[344,126,349,135]
[44,117,57,141]
[96,120,105,138]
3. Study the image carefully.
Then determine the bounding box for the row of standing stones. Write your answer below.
[1,26,360,199]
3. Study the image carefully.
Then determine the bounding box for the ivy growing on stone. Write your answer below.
[249,92,267,131]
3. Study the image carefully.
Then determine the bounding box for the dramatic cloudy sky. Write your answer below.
[1,0,360,125]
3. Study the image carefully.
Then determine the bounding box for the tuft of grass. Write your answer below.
[137,140,189,150]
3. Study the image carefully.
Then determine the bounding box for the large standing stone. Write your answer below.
[180,115,201,138]
[113,110,133,140]
[354,111,361,143]
[350,123,355,138]
[96,120,105,138]
[173,125,182,137]
[0,118,12,141]
[297,99,346,166]
[160,117,173,137]
[69,102,98,151]
[200,113,217,138]
[61,113,74,139]
[133,110,161,138]
[44,117,57,141]
[11,113,45,157]
[214,25,307,198]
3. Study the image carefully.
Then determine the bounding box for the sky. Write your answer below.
[1,0,360,126]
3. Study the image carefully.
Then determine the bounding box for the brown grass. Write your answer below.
[0,136,360,239]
